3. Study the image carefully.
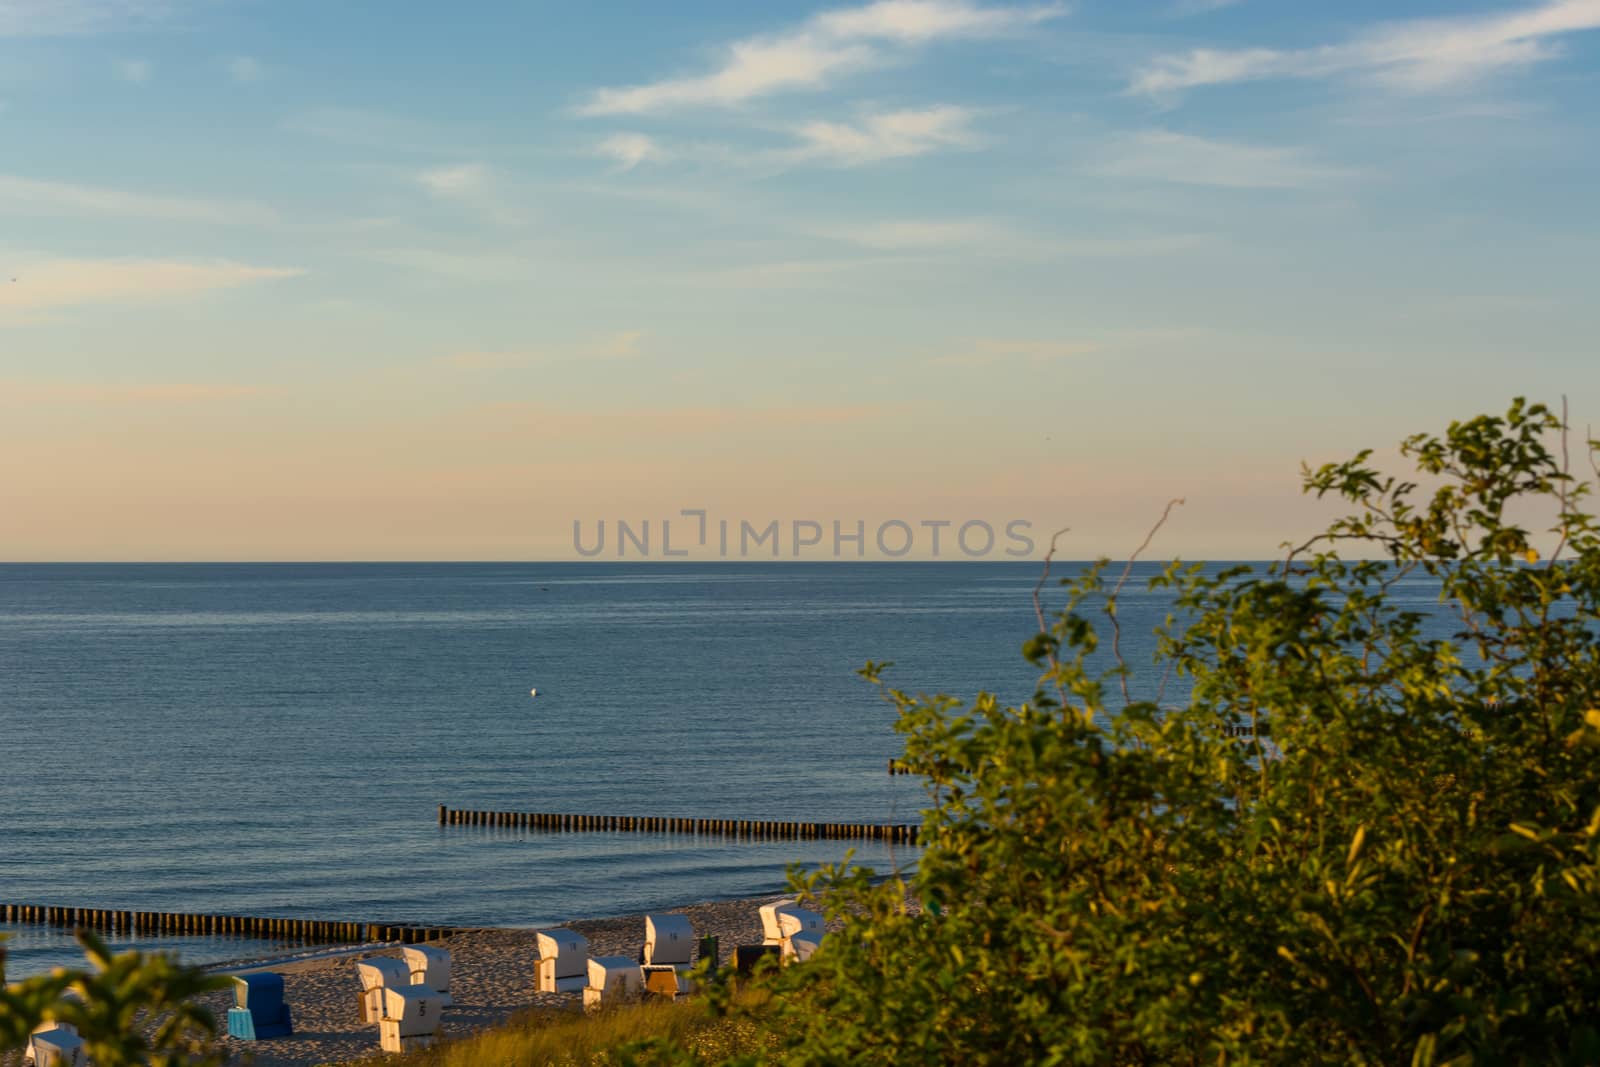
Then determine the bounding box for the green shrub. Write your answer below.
[0,930,228,1066]
[694,398,1600,1065]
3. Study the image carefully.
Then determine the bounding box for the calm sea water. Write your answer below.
[0,561,1459,980]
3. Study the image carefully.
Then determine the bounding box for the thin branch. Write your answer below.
[1032,526,1071,710]
[1549,395,1573,563]
[1108,499,1184,708]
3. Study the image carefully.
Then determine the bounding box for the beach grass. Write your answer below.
[346,988,777,1066]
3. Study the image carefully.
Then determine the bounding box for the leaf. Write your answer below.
[1347,824,1368,867]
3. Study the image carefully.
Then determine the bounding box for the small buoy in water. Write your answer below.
[529,688,539,699]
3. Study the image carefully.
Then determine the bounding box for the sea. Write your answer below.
[0,560,1452,979]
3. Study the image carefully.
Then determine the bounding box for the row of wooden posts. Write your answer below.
[0,903,457,944]
[438,805,921,844]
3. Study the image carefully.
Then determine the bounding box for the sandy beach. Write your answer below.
[182,893,798,1067]
[2,893,796,1067]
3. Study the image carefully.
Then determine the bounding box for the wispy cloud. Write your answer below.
[595,133,666,171]
[1132,0,1600,96]
[580,0,1065,114]
[931,338,1100,366]
[0,258,300,317]
[226,55,263,82]
[443,330,646,369]
[444,350,545,370]
[813,0,1065,41]
[486,403,885,436]
[1168,0,1244,16]
[0,379,263,405]
[790,105,980,164]
[824,216,1208,258]
[117,58,152,84]
[0,174,278,225]
[833,217,1005,249]
[282,107,485,156]
[600,329,646,358]
[1092,131,1356,188]
[0,0,174,37]
[415,163,529,225]
[418,163,490,197]
[363,247,543,282]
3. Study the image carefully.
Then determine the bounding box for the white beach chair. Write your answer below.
[786,929,825,962]
[357,957,414,1024]
[760,900,824,951]
[26,1026,86,1067]
[402,945,452,1005]
[535,928,590,993]
[643,913,695,972]
[582,955,642,1011]
[758,900,799,946]
[377,984,443,1054]
[777,908,824,939]
[24,1022,82,1067]
[759,900,825,959]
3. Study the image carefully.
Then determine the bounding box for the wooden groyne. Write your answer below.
[438,805,921,844]
[0,903,459,944]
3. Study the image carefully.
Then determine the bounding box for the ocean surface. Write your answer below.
[0,560,1456,979]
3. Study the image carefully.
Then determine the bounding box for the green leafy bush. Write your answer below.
[705,399,1600,1065]
[0,930,228,1067]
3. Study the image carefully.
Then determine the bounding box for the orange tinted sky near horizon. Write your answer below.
[4,1,1598,560]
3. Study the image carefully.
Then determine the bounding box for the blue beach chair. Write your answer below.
[227,971,294,1040]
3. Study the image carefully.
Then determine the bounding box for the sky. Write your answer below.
[1,0,1598,561]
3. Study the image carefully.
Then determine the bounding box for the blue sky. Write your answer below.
[2,0,1598,560]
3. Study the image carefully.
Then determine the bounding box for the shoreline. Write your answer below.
[3,892,803,1067]
[190,892,802,1067]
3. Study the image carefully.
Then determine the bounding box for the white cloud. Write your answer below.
[444,350,544,370]
[0,0,173,37]
[117,58,152,84]
[932,338,1100,366]
[443,330,645,368]
[820,217,1208,261]
[414,164,529,226]
[1092,131,1356,189]
[227,55,263,82]
[0,380,263,405]
[598,329,645,358]
[814,0,1065,41]
[0,174,278,225]
[0,258,300,317]
[791,105,979,164]
[836,217,1005,249]
[1132,0,1600,96]
[417,163,490,197]
[595,133,666,171]
[283,107,454,153]
[580,0,1065,114]
[825,217,1209,258]
[583,36,874,116]
[364,247,543,282]
[1168,0,1244,15]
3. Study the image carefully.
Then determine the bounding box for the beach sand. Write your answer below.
[0,889,876,1067]
[191,893,798,1067]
